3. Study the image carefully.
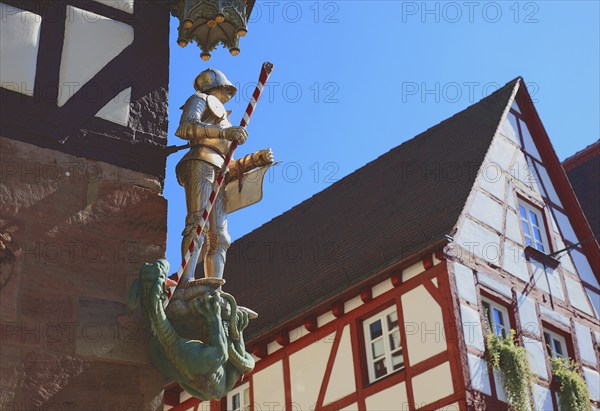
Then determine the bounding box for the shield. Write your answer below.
[225,164,275,214]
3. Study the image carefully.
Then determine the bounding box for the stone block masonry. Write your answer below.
[0,136,167,410]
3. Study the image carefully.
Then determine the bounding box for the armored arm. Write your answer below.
[228,148,274,182]
[174,96,224,141]
[175,94,247,144]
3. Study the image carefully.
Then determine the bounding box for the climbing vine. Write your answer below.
[486,330,534,410]
[551,357,591,411]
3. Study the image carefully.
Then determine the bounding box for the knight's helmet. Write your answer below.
[193,68,237,98]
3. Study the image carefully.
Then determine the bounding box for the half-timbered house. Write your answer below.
[164,78,600,410]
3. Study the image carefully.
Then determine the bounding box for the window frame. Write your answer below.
[543,328,568,360]
[227,382,250,411]
[362,304,404,384]
[481,297,510,339]
[517,198,551,253]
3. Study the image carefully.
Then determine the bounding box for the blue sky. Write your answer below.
[164,1,599,266]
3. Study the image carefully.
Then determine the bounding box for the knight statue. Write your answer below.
[175,68,274,284]
[129,66,275,401]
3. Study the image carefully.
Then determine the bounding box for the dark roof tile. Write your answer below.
[564,141,600,240]
[218,78,520,340]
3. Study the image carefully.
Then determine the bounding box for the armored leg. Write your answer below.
[177,160,216,282]
[205,187,230,278]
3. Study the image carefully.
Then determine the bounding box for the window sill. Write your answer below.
[366,367,406,387]
[524,246,560,269]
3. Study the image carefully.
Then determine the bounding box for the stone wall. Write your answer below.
[0,136,167,410]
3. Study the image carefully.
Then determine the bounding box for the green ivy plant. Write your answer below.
[486,330,534,410]
[551,357,591,411]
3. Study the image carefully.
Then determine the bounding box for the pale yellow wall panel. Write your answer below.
[253,361,286,411]
[401,285,446,365]
[435,401,460,410]
[365,382,408,411]
[323,325,355,406]
[412,362,454,407]
[289,334,333,410]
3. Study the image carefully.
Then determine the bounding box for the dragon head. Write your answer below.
[128,259,171,315]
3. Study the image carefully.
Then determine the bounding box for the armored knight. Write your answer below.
[175,68,273,283]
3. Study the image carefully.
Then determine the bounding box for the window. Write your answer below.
[363,305,404,383]
[482,298,509,338]
[543,329,567,359]
[518,200,549,252]
[228,383,250,411]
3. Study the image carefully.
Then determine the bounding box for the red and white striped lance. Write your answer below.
[169,62,274,288]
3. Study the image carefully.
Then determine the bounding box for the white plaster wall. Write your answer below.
[267,340,283,355]
[564,276,594,316]
[364,382,408,411]
[411,362,454,407]
[317,311,336,328]
[553,234,578,274]
[536,164,562,206]
[58,6,134,106]
[323,326,355,406]
[436,402,460,411]
[289,334,333,410]
[553,208,579,245]
[532,384,554,411]
[570,249,599,288]
[460,305,484,351]
[523,337,548,380]
[452,262,477,304]
[95,87,131,126]
[288,325,305,344]
[530,262,565,301]
[538,305,570,328]
[253,361,286,411]
[455,218,501,265]
[486,135,517,171]
[492,368,508,403]
[517,293,540,337]
[586,289,600,318]
[467,354,491,395]
[94,0,134,13]
[477,272,512,298]
[402,261,424,281]
[401,285,447,365]
[0,4,41,96]
[574,323,597,366]
[519,119,542,161]
[480,170,505,201]
[372,279,393,298]
[468,191,504,233]
[506,181,517,210]
[512,150,543,196]
[344,295,362,313]
[583,367,600,402]
[499,115,519,145]
[505,209,522,245]
[527,159,546,196]
[502,243,530,282]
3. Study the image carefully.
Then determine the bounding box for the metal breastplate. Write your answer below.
[180,94,232,169]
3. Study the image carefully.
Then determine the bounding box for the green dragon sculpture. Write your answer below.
[128,259,255,400]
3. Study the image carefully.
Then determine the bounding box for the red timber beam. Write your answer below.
[248,260,467,411]
[164,254,465,411]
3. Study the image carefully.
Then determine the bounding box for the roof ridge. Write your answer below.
[562,139,600,171]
